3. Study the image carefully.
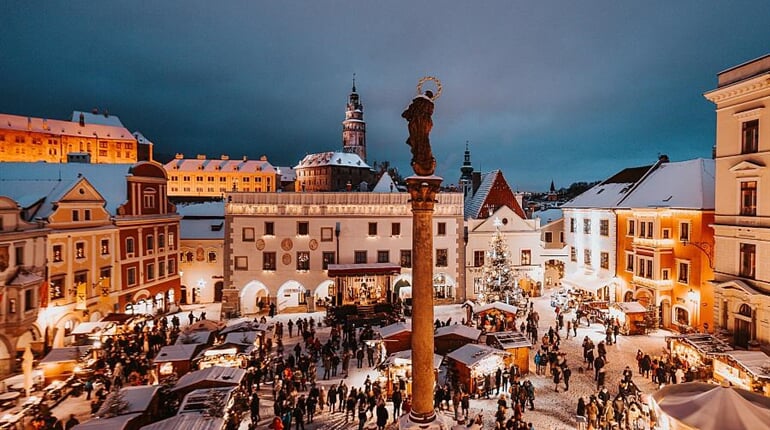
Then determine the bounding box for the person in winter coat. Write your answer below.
[552,367,561,392]
[376,403,389,430]
[269,416,284,430]
[562,366,572,391]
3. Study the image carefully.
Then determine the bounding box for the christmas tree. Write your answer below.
[479,218,518,304]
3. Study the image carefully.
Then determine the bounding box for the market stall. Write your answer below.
[446,344,512,395]
[712,350,770,396]
[140,413,224,430]
[609,301,648,335]
[71,413,144,430]
[473,302,519,333]
[666,334,733,368]
[194,343,252,369]
[38,347,88,384]
[171,366,246,399]
[434,325,481,355]
[376,322,411,354]
[650,382,770,430]
[579,301,609,325]
[377,350,442,398]
[175,330,216,346]
[153,344,203,378]
[485,331,532,374]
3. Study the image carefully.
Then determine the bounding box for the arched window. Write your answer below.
[739,304,752,317]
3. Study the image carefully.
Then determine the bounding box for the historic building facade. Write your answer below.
[177,201,225,305]
[705,54,770,349]
[223,191,465,315]
[164,154,280,197]
[0,111,145,164]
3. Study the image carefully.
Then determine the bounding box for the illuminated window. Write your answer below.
[262,253,275,270]
[75,242,85,259]
[101,239,109,255]
[742,119,759,154]
[599,219,609,236]
[570,218,576,233]
[570,247,576,262]
[322,252,335,269]
[53,245,63,262]
[740,181,757,216]
[296,251,310,271]
[583,219,591,234]
[600,252,609,269]
[400,250,412,268]
[436,249,448,267]
[521,249,531,265]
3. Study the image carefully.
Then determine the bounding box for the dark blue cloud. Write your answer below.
[1,1,770,190]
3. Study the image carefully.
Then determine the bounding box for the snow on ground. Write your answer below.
[41,288,672,430]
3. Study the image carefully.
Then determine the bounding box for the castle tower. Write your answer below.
[342,76,367,161]
[459,141,474,198]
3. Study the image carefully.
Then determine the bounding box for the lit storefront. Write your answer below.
[377,350,442,398]
[712,350,770,396]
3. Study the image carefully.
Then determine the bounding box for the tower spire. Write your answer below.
[342,77,366,161]
[352,73,356,92]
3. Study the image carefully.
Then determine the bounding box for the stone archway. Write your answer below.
[240,281,270,315]
[393,278,412,302]
[0,335,13,376]
[276,281,307,312]
[623,291,634,302]
[15,326,41,354]
[312,280,334,309]
[214,281,224,302]
[544,259,565,288]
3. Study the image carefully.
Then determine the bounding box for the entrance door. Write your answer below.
[735,319,750,348]
[214,281,224,302]
[180,286,188,305]
[660,300,671,329]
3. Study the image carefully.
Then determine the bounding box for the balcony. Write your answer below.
[632,275,673,291]
[632,237,675,249]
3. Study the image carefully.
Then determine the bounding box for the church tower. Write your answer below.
[342,76,367,162]
[459,141,474,198]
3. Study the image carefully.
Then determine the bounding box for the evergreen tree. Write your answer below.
[479,219,518,303]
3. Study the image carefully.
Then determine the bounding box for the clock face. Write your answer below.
[309,239,318,250]
[282,253,292,266]
[281,238,293,251]
[256,239,266,250]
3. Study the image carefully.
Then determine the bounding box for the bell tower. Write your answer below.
[342,75,367,162]
[459,141,474,198]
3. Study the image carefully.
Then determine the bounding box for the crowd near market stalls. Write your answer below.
[651,382,770,430]
[376,350,443,399]
[472,302,521,333]
[666,333,733,381]
[609,301,649,335]
[484,331,532,375]
[446,343,513,395]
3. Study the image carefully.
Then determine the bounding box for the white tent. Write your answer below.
[651,382,770,430]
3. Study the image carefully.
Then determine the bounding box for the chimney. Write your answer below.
[472,171,482,194]
[26,117,32,131]
[196,154,206,160]
[91,108,98,115]
[103,109,109,118]
[243,155,248,161]
[712,145,716,159]
[658,154,669,163]
[79,113,85,127]
[175,153,184,159]
[220,155,230,160]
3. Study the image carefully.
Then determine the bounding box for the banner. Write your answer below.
[75,282,87,310]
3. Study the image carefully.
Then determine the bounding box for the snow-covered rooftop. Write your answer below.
[473,302,519,316]
[153,344,200,363]
[71,111,126,127]
[381,350,443,370]
[435,324,482,340]
[173,366,246,393]
[176,201,225,217]
[562,164,653,209]
[0,113,134,140]
[446,343,511,367]
[71,413,142,430]
[295,151,370,169]
[616,158,715,209]
[97,385,159,417]
[141,414,224,430]
[223,331,259,345]
[372,172,400,193]
[376,321,412,339]
[164,157,278,174]
[276,166,296,182]
[533,208,563,223]
[181,218,224,240]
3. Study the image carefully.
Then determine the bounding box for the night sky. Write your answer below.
[3,2,770,190]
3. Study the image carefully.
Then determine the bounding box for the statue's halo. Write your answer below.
[417,76,442,101]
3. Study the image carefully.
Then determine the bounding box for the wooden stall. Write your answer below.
[141,414,224,430]
[609,301,648,335]
[485,331,532,374]
[38,347,87,384]
[153,344,202,378]
[376,350,442,399]
[194,343,252,369]
[434,325,481,355]
[473,302,519,333]
[376,322,412,354]
[446,344,512,395]
[171,366,246,399]
[712,350,770,397]
[666,334,733,368]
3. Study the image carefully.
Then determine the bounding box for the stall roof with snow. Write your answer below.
[39,347,86,364]
[435,324,482,341]
[446,344,512,368]
[153,344,201,363]
[610,302,647,314]
[173,366,245,393]
[178,387,236,415]
[223,331,260,345]
[97,385,160,417]
[175,330,215,345]
[485,331,532,350]
[473,302,518,316]
[376,322,412,339]
[719,350,770,381]
[666,333,734,356]
[380,350,443,370]
[71,413,143,430]
[141,414,224,430]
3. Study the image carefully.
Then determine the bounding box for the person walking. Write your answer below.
[552,366,561,392]
[250,392,261,424]
[392,387,403,420]
[562,366,571,391]
[376,402,388,430]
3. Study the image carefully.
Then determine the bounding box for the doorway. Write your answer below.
[214,281,224,302]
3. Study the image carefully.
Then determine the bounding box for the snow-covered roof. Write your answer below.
[473,302,518,316]
[376,322,412,339]
[223,331,259,345]
[178,387,237,415]
[39,347,85,364]
[0,162,135,218]
[71,321,114,336]
[561,272,614,294]
[71,413,142,430]
[562,164,653,209]
[181,218,224,240]
[164,157,278,174]
[721,351,770,380]
[97,385,159,417]
[176,201,225,217]
[616,158,715,209]
[533,208,563,223]
[219,320,264,335]
[446,343,511,367]
[153,344,200,363]
[372,172,400,193]
[183,319,226,333]
[381,350,443,370]
[435,324,482,341]
[276,166,296,182]
[173,366,246,393]
[141,414,224,430]
[486,331,533,350]
[71,111,126,127]
[611,301,647,314]
[175,331,214,345]
[0,113,134,140]
[294,151,371,169]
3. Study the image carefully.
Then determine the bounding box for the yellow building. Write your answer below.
[164,154,280,197]
[0,111,143,164]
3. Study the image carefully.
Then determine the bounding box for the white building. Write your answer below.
[178,201,225,305]
[224,191,465,315]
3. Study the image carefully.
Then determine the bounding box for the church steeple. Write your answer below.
[460,141,474,197]
[342,74,366,161]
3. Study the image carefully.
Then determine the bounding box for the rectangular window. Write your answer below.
[263,252,276,271]
[646,221,654,238]
[72,210,79,222]
[637,257,645,277]
[600,252,609,269]
[583,219,591,234]
[168,258,175,276]
[742,119,759,154]
[168,233,175,250]
[377,250,390,263]
[207,251,217,263]
[436,249,448,267]
[662,228,671,239]
[15,246,23,266]
[639,221,646,238]
[24,289,34,312]
[75,242,85,259]
[297,222,309,236]
[740,243,756,279]
[584,249,592,266]
[146,263,155,280]
[126,237,135,255]
[560,232,564,243]
[127,267,137,286]
[391,223,401,236]
[101,239,109,255]
[264,222,275,236]
[84,209,91,221]
[628,220,635,236]
[473,250,485,267]
[368,222,378,236]
[53,245,63,262]
[235,256,249,270]
[50,276,65,300]
[740,181,757,216]
[242,227,255,242]
[159,260,166,277]
[599,219,609,236]
[570,246,577,262]
[626,253,634,272]
[158,234,165,249]
[296,251,310,271]
[521,249,532,265]
[322,252,335,270]
[400,250,412,268]
[570,218,576,233]
[678,261,690,284]
[679,222,690,242]
[354,250,367,264]
[662,268,670,280]
[143,193,155,209]
[437,222,446,236]
[646,259,653,278]
[544,231,553,243]
[146,235,154,252]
